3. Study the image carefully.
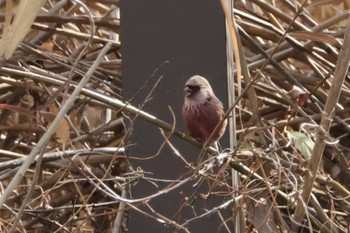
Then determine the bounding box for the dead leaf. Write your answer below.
[50,103,70,144]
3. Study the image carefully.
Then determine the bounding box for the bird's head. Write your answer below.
[184,75,213,104]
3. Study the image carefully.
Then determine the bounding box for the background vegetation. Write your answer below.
[0,0,350,232]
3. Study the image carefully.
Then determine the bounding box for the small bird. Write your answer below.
[182,75,227,147]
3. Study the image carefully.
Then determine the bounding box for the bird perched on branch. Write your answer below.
[182,75,227,147]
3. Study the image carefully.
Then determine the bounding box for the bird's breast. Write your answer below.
[182,101,225,141]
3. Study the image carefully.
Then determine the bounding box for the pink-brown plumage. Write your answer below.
[182,75,227,146]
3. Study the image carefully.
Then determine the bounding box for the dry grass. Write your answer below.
[0,1,125,232]
[226,1,350,232]
[0,0,350,232]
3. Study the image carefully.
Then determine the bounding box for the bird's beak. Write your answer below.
[184,86,191,96]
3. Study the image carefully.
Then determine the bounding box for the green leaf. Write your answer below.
[286,130,315,159]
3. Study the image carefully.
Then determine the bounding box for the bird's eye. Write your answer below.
[186,85,200,92]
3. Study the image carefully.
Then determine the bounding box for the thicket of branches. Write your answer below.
[0,0,350,233]
[0,1,125,232]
